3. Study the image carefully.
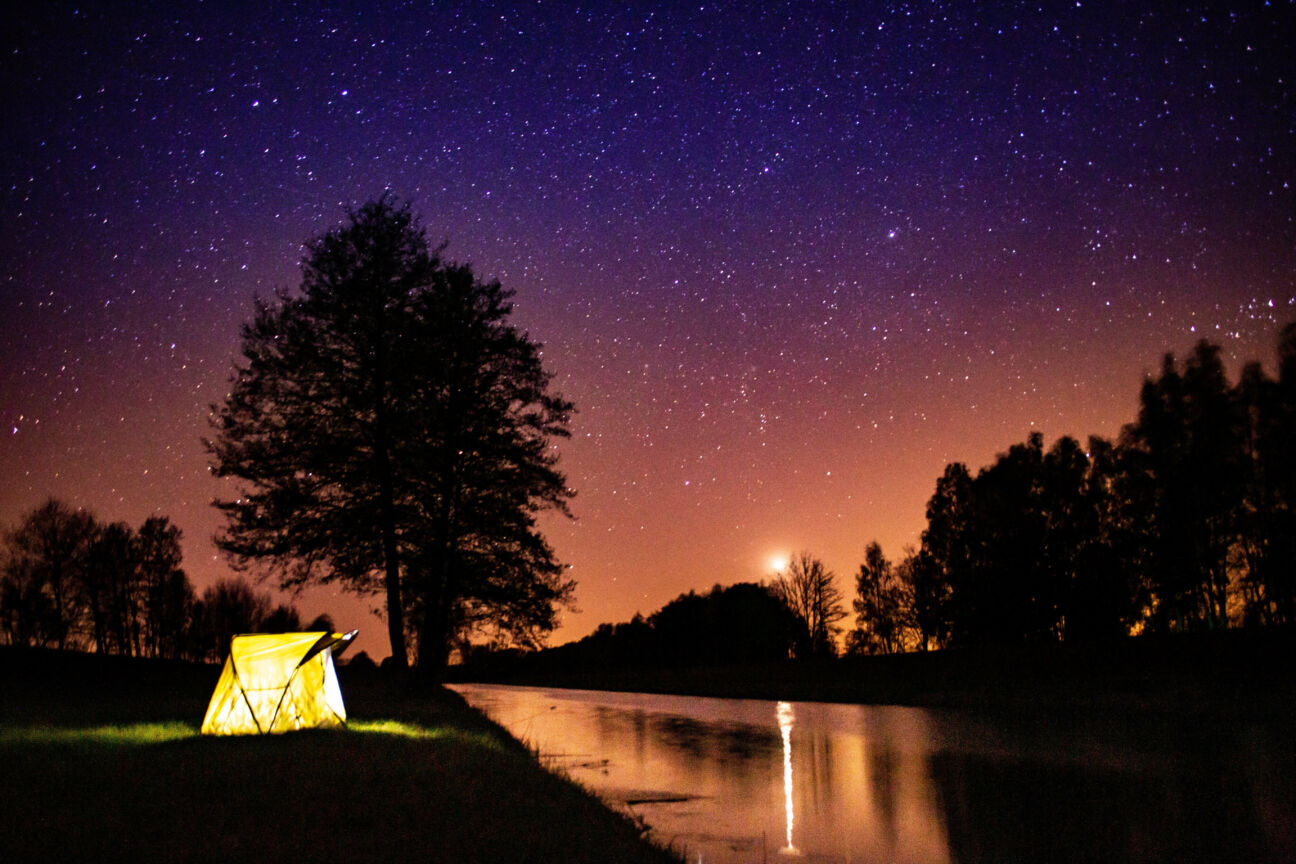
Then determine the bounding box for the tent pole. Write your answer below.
[231,661,264,735]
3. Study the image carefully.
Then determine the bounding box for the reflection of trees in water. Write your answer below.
[655,715,711,759]
[867,738,900,852]
[593,704,650,765]
[590,704,781,784]
[803,725,839,818]
[653,715,779,764]
[930,752,1177,862]
[925,710,1296,863]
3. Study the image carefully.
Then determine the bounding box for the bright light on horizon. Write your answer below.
[768,553,789,573]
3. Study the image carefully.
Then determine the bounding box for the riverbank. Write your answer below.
[0,646,677,863]
[451,627,1296,718]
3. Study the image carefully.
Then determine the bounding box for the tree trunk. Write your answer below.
[419,587,454,678]
[374,388,408,667]
[416,453,461,678]
[380,516,407,668]
[411,547,454,679]
[376,440,407,666]
[372,303,409,670]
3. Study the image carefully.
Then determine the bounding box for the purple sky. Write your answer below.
[3,1,1292,659]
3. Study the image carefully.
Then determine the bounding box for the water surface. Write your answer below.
[450,683,1293,863]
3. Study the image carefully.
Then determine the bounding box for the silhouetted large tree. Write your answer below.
[919,463,973,644]
[207,195,574,671]
[1121,341,1247,630]
[1058,436,1143,641]
[964,433,1054,643]
[1236,323,1296,625]
[847,542,905,655]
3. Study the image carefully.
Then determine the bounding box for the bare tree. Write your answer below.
[0,499,97,649]
[771,551,846,658]
[136,516,195,660]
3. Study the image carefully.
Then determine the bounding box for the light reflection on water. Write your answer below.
[450,684,950,863]
[449,683,1294,863]
[776,701,795,855]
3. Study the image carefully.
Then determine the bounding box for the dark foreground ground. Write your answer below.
[452,628,1296,719]
[0,647,678,864]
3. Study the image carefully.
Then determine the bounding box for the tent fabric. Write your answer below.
[201,631,356,736]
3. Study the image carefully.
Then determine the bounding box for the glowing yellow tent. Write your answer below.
[201,630,357,736]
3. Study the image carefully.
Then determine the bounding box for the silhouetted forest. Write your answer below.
[845,328,1296,654]
[0,499,330,661]
[460,582,802,675]
[465,328,1296,674]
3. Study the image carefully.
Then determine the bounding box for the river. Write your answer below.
[448,683,1293,863]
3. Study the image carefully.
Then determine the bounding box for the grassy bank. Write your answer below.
[0,647,676,863]
[452,627,1296,718]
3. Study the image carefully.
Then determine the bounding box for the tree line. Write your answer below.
[0,498,330,661]
[465,326,1295,673]
[460,581,803,675]
[846,327,1296,653]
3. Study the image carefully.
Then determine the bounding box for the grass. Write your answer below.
[0,720,196,746]
[0,647,678,864]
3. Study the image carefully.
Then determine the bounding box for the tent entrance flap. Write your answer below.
[201,631,356,736]
[299,629,358,667]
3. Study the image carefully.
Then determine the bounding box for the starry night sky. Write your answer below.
[3,1,1293,659]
